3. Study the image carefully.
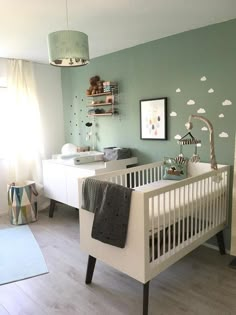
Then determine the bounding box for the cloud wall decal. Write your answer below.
[208,88,214,93]
[197,108,206,114]
[222,99,232,106]
[201,127,208,131]
[176,88,181,93]
[200,76,207,81]
[219,113,224,118]
[187,100,195,105]
[170,112,177,117]
[219,132,229,138]
[174,134,181,140]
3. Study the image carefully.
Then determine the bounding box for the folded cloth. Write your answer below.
[82,177,107,214]
[82,178,133,248]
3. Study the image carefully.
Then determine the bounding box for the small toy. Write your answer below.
[86,75,104,95]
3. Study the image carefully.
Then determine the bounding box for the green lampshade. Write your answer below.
[47,30,89,67]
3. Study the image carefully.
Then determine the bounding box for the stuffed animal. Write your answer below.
[86,75,104,95]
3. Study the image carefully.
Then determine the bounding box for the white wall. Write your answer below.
[0,60,65,215]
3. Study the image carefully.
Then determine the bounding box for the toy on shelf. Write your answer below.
[86,75,104,96]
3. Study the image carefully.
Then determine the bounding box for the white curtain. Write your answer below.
[6,59,45,184]
[0,59,65,214]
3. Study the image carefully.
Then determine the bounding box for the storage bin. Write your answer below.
[7,181,38,225]
[103,147,132,161]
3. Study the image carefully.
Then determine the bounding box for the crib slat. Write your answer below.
[163,193,166,255]
[219,172,223,223]
[143,169,146,185]
[211,176,215,228]
[203,178,207,233]
[178,188,181,248]
[220,171,224,223]
[138,171,141,187]
[209,176,212,230]
[173,189,176,252]
[182,186,186,247]
[224,171,228,222]
[194,181,198,239]
[133,172,137,187]
[150,168,153,183]
[190,183,194,241]
[157,195,160,260]
[217,176,220,224]
[168,191,171,254]
[187,185,190,244]
[206,177,209,232]
[151,197,155,263]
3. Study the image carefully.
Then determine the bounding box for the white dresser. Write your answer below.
[42,157,138,216]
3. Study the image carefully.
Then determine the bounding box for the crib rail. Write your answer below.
[146,165,229,279]
[90,161,164,188]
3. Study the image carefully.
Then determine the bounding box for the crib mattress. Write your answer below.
[135,178,226,230]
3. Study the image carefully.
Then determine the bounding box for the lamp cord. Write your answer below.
[66,0,69,29]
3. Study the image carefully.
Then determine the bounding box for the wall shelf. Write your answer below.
[88,113,114,117]
[87,92,112,97]
[86,82,119,117]
[87,102,112,107]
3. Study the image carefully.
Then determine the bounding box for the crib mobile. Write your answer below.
[176,114,218,171]
[177,131,201,164]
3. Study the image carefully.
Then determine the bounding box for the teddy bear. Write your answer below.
[86,75,104,95]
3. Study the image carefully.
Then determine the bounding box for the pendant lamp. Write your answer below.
[47,0,89,67]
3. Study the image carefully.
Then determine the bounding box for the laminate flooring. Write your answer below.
[0,205,236,315]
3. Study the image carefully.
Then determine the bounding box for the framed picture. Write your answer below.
[140,97,167,140]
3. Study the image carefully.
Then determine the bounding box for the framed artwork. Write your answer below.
[140,97,167,140]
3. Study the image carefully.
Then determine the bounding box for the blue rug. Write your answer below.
[0,225,48,285]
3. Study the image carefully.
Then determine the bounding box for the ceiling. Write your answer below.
[0,0,236,65]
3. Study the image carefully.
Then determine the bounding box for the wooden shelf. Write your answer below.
[87,92,112,97]
[88,113,114,117]
[87,102,113,107]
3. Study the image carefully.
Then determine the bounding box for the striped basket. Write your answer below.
[7,181,38,225]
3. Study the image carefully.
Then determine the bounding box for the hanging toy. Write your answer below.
[191,143,201,163]
[85,122,95,150]
[177,132,201,163]
[85,122,92,141]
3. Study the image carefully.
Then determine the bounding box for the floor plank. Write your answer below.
[0,205,236,315]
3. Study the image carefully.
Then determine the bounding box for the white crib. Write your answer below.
[79,161,230,315]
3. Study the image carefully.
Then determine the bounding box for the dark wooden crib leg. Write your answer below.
[85,255,97,284]
[143,281,150,315]
[229,257,236,269]
[49,199,56,218]
[216,231,226,255]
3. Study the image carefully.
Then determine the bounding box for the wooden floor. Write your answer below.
[0,205,236,315]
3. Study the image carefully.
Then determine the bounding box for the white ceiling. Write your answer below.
[0,0,236,65]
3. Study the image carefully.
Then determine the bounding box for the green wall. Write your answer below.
[62,19,235,165]
[61,19,236,249]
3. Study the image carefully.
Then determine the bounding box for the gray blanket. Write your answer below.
[82,177,133,248]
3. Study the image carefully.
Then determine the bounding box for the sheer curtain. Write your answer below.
[6,59,45,188]
[0,59,64,213]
